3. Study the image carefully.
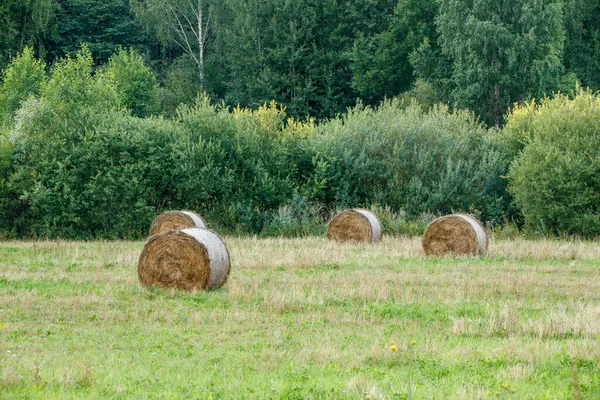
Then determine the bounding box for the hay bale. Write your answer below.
[138,228,230,291]
[422,214,487,256]
[327,209,382,243]
[148,210,206,236]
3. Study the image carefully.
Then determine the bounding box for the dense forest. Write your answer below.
[1,0,599,239]
[2,0,600,123]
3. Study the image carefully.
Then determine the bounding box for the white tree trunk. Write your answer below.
[197,0,205,89]
[165,0,211,90]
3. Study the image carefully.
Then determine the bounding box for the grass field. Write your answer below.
[1,236,600,399]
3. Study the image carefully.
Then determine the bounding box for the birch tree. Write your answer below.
[131,0,214,89]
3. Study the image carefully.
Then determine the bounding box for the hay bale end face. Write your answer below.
[422,214,487,256]
[149,210,206,236]
[138,228,230,291]
[327,209,382,243]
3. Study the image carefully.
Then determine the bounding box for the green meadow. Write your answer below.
[1,237,600,399]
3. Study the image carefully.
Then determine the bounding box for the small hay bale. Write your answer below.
[148,210,206,236]
[138,228,230,291]
[327,209,382,243]
[422,214,487,256]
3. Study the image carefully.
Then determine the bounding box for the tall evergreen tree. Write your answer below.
[563,0,600,90]
[348,0,437,105]
[50,0,147,64]
[214,0,400,119]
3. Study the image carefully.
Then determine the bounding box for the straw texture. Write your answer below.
[327,209,382,243]
[149,210,206,236]
[138,228,230,291]
[422,214,487,256]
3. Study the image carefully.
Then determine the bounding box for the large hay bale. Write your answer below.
[422,214,487,256]
[138,228,230,291]
[327,209,382,243]
[148,210,206,236]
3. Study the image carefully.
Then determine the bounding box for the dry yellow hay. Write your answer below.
[422,213,487,256]
[327,209,382,243]
[138,228,230,291]
[148,210,206,236]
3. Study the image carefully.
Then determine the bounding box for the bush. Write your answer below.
[0,127,12,237]
[1,55,521,239]
[4,45,177,239]
[0,47,47,125]
[174,99,313,234]
[507,90,600,237]
[309,100,511,223]
[8,107,181,238]
[42,44,120,117]
[105,48,159,117]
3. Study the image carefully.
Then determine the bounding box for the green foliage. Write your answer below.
[311,101,511,223]
[3,88,312,237]
[8,108,180,238]
[1,0,600,126]
[416,0,565,126]
[42,44,120,116]
[174,99,308,233]
[0,0,58,71]
[397,78,442,111]
[348,0,438,105]
[0,127,12,238]
[563,0,600,91]
[507,91,600,237]
[4,45,152,238]
[158,56,202,116]
[0,47,47,125]
[1,82,518,238]
[52,0,147,63]
[105,47,159,117]
[210,0,402,119]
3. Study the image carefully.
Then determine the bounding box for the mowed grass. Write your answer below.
[1,237,600,399]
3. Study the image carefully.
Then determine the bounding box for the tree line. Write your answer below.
[1,0,599,125]
[1,46,599,239]
[1,1,599,239]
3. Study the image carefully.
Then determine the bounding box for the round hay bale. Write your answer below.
[148,210,206,236]
[422,214,487,256]
[138,228,230,291]
[327,209,382,243]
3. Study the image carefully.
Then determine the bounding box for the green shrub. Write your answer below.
[42,44,120,117]
[8,107,181,238]
[4,45,178,238]
[0,47,47,125]
[2,55,521,238]
[0,127,12,237]
[507,90,600,237]
[105,48,159,117]
[174,99,312,234]
[310,100,511,223]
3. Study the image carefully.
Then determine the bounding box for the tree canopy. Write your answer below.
[0,0,598,122]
